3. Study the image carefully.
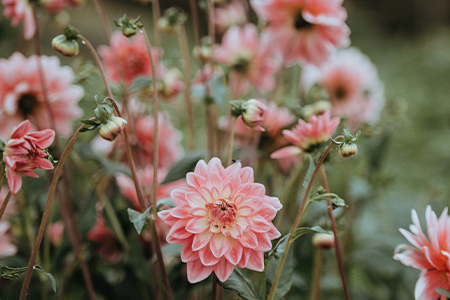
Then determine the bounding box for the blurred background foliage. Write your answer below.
[1,0,450,299]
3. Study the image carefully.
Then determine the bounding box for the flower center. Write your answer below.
[207,198,237,226]
[17,93,38,118]
[294,11,312,30]
[333,86,347,101]
[232,57,250,73]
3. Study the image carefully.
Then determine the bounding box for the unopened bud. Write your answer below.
[94,104,114,123]
[99,117,127,142]
[241,99,268,132]
[114,14,143,37]
[51,27,79,57]
[339,143,358,158]
[312,232,334,250]
[158,7,187,35]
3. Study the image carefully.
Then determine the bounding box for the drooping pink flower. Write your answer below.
[241,99,268,132]
[0,221,18,257]
[158,158,282,283]
[2,0,35,40]
[214,0,248,34]
[47,221,65,246]
[270,111,339,159]
[87,217,122,264]
[3,120,55,194]
[251,0,350,66]
[0,52,83,139]
[135,113,184,169]
[394,206,450,300]
[99,31,162,87]
[214,24,278,97]
[301,48,384,130]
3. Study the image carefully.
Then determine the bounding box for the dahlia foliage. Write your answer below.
[0,0,430,299]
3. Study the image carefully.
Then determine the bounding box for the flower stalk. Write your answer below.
[226,117,237,166]
[92,0,111,40]
[310,248,323,300]
[0,191,12,221]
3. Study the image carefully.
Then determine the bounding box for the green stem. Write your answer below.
[92,0,111,40]
[319,166,350,300]
[310,248,323,300]
[226,117,237,166]
[178,24,195,151]
[0,191,12,221]
[266,142,335,300]
[151,0,161,48]
[19,125,86,300]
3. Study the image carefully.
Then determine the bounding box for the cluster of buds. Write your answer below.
[230,99,268,132]
[114,14,143,37]
[81,97,127,142]
[51,26,80,57]
[331,129,361,158]
[158,7,188,35]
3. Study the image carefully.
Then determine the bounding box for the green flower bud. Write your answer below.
[339,143,358,158]
[94,104,114,124]
[99,117,127,142]
[114,14,143,37]
[312,232,334,250]
[52,27,80,57]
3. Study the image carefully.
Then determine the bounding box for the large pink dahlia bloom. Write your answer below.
[158,158,282,283]
[251,0,350,66]
[394,206,450,300]
[0,52,83,139]
[2,0,35,40]
[271,111,340,159]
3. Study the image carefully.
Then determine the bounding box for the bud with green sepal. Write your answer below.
[114,14,143,37]
[331,129,361,158]
[158,7,188,35]
[52,26,80,57]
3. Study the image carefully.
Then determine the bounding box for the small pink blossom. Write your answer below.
[99,116,127,142]
[99,31,162,87]
[241,99,268,132]
[214,24,277,97]
[214,0,248,34]
[394,206,450,300]
[301,48,384,130]
[271,111,339,159]
[158,158,282,283]
[0,52,83,139]
[0,221,17,257]
[87,217,122,264]
[3,120,55,194]
[2,0,35,40]
[251,0,350,66]
[47,221,65,246]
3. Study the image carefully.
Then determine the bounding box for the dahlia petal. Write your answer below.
[270,146,302,159]
[207,157,224,176]
[181,238,199,262]
[171,188,188,206]
[6,168,22,194]
[229,224,243,239]
[200,187,214,203]
[186,173,205,190]
[255,233,272,251]
[214,258,235,282]
[237,248,250,268]
[393,244,433,270]
[26,129,55,149]
[186,260,214,283]
[170,206,191,218]
[235,216,253,231]
[252,216,272,232]
[167,219,191,241]
[240,231,258,248]
[221,183,233,199]
[211,186,220,201]
[192,230,213,251]
[189,207,208,217]
[210,233,229,258]
[199,245,221,266]
[423,246,446,270]
[415,270,449,300]
[239,196,263,212]
[238,206,254,217]
[239,167,254,183]
[33,158,54,170]
[266,223,281,239]
[246,249,264,271]
[258,205,277,221]
[186,192,208,208]
[186,217,210,234]
[193,160,209,177]
[225,238,243,265]
[10,120,30,139]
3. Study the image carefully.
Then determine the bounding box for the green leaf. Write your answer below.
[128,207,151,234]
[160,152,205,184]
[129,76,153,92]
[34,265,57,293]
[268,234,290,259]
[437,288,450,298]
[309,192,346,209]
[156,198,175,211]
[219,268,259,300]
[291,226,330,241]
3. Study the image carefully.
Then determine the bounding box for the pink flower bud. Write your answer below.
[99,116,127,142]
[48,221,65,246]
[241,99,268,132]
[312,232,335,250]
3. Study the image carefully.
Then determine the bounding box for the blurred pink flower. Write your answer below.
[87,217,122,264]
[263,102,296,139]
[99,31,161,87]
[271,111,339,159]
[214,24,277,97]
[135,113,184,169]
[3,120,55,194]
[214,0,247,34]
[2,0,35,40]
[0,221,17,257]
[40,0,84,14]
[394,206,450,300]
[158,67,184,101]
[301,48,384,130]
[158,158,282,283]
[0,52,83,139]
[47,221,64,246]
[251,0,350,66]
[0,189,18,221]
[241,99,268,132]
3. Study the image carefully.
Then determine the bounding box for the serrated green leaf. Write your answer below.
[219,268,259,300]
[156,198,175,210]
[129,76,153,92]
[291,226,330,241]
[128,207,151,234]
[160,152,205,184]
[437,288,450,298]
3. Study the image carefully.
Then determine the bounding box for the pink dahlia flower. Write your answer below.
[214,0,248,34]
[251,0,350,66]
[214,24,278,97]
[0,52,83,139]
[0,221,17,257]
[271,111,339,159]
[2,0,35,40]
[3,120,55,194]
[394,206,450,300]
[301,48,384,130]
[158,158,282,283]
[263,102,296,139]
[87,217,122,264]
[99,31,162,87]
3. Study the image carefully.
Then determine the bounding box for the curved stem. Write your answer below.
[319,166,350,300]
[226,117,237,166]
[92,0,111,40]
[188,0,201,48]
[266,142,335,300]
[0,191,12,221]
[151,0,161,48]
[19,125,86,300]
